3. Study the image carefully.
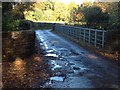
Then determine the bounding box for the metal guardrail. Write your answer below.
[55,24,106,48]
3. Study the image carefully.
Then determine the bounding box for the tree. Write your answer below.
[2,2,34,31]
[53,2,69,21]
[107,2,120,30]
[75,12,84,22]
[68,2,78,12]
[118,2,120,29]
[68,2,78,23]
[83,6,109,29]
[44,0,55,10]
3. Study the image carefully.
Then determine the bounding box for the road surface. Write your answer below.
[36,30,119,88]
[2,29,119,89]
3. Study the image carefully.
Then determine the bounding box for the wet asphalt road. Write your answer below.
[2,29,119,89]
[36,30,119,88]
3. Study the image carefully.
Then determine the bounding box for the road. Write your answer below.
[2,29,119,89]
[36,30,119,88]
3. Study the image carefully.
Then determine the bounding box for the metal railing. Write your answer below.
[55,24,106,48]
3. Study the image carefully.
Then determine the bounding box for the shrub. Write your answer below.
[106,30,120,53]
[3,19,32,31]
[19,20,32,30]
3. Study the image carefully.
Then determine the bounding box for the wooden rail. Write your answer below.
[55,24,106,48]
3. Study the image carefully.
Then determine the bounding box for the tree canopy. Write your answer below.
[2,1,120,31]
[2,2,34,31]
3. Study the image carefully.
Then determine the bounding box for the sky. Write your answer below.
[47,0,120,4]
[58,0,85,4]
[2,0,120,3]
[58,0,120,4]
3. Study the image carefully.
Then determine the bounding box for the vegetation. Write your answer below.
[2,1,119,31]
[2,2,34,31]
[2,1,120,58]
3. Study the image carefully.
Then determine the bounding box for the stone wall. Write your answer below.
[2,30,35,61]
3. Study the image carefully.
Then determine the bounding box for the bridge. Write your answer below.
[35,26,118,88]
[2,24,119,88]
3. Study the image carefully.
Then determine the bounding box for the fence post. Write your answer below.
[89,30,90,43]
[102,31,105,48]
[84,29,85,42]
[79,28,81,40]
[95,30,97,47]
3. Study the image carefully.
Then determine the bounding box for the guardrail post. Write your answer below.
[102,31,105,48]
[84,29,85,42]
[79,28,81,40]
[95,30,97,47]
[89,30,90,43]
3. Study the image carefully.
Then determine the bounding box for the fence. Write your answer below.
[55,24,106,48]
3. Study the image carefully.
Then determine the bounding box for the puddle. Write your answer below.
[73,67,80,70]
[58,48,72,56]
[81,52,85,54]
[50,40,59,44]
[45,53,58,58]
[80,67,87,71]
[69,63,75,65]
[60,58,64,60]
[52,65,62,70]
[51,60,56,65]
[58,48,69,51]
[58,49,80,57]
[70,49,80,55]
[50,76,64,82]
[45,53,59,60]
[71,65,88,72]
[46,49,55,53]
[44,43,49,49]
